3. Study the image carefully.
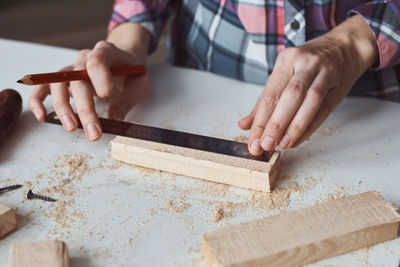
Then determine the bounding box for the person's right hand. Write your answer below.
[29,40,151,141]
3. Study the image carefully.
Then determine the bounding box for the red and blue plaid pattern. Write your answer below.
[109,0,400,99]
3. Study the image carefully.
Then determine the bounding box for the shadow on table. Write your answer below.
[0,110,40,163]
[70,257,92,267]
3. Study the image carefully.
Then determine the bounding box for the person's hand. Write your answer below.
[238,15,378,155]
[29,23,151,141]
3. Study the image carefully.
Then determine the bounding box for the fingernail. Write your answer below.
[61,114,75,131]
[86,123,101,140]
[261,136,275,150]
[250,139,261,154]
[32,108,42,120]
[278,134,291,148]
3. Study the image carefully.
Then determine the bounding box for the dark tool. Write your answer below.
[0,89,22,144]
[0,184,22,193]
[45,112,273,162]
[27,190,57,202]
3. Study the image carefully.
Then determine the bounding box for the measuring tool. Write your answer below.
[45,112,272,162]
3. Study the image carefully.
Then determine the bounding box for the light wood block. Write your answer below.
[110,136,280,192]
[202,191,400,267]
[9,240,69,267]
[0,202,17,239]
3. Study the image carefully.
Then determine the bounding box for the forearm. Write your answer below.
[107,22,152,61]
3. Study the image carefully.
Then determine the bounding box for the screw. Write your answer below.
[0,184,22,193]
[27,190,57,202]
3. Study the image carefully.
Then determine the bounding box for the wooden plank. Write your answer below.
[9,240,69,267]
[0,202,17,239]
[202,191,400,267]
[110,136,280,192]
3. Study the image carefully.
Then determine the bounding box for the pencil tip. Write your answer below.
[16,80,22,84]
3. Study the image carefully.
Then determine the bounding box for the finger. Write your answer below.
[281,72,330,148]
[248,68,292,155]
[86,41,122,99]
[29,84,50,121]
[238,108,256,130]
[70,60,102,141]
[260,69,318,151]
[70,78,102,141]
[108,76,152,120]
[76,49,91,66]
[50,82,78,132]
[293,88,339,147]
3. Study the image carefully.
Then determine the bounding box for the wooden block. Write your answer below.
[202,191,400,267]
[110,136,280,192]
[10,240,70,267]
[0,202,17,239]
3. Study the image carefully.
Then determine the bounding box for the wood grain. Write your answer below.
[0,203,17,238]
[0,202,17,239]
[202,191,400,267]
[110,136,280,192]
[9,240,69,267]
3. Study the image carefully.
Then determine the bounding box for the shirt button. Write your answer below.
[291,20,300,30]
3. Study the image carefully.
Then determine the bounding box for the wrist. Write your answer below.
[107,23,151,63]
[326,14,378,73]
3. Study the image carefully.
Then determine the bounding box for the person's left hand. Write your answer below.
[238,14,378,155]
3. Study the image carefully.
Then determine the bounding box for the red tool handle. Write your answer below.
[0,89,22,144]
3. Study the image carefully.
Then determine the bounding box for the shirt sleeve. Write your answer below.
[349,0,400,69]
[108,0,173,54]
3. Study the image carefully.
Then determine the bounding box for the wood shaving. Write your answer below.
[232,135,248,143]
[210,207,224,223]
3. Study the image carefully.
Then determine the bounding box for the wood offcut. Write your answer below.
[202,191,400,267]
[110,136,280,192]
[9,240,70,267]
[0,202,17,239]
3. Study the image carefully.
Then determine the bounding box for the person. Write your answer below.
[29,0,400,156]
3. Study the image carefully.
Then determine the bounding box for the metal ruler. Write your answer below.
[45,112,272,162]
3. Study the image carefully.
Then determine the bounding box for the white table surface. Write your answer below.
[0,38,399,267]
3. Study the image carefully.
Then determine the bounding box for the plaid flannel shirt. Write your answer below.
[109,0,400,99]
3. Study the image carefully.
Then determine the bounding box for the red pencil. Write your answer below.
[17,65,147,85]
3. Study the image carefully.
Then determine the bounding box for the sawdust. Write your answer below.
[136,165,162,177]
[203,176,322,222]
[92,248,112,259]
[37,154,91,236]
[298,177,321,194]
[79,246,112,260]
[97,161,122,170]
[0,178,14,185]
[318,186,348,203]
[314,127,337,137]
[251,181,300,210]
[194,182,230,198]
[166,198,191,214]
[232,135,248,143]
